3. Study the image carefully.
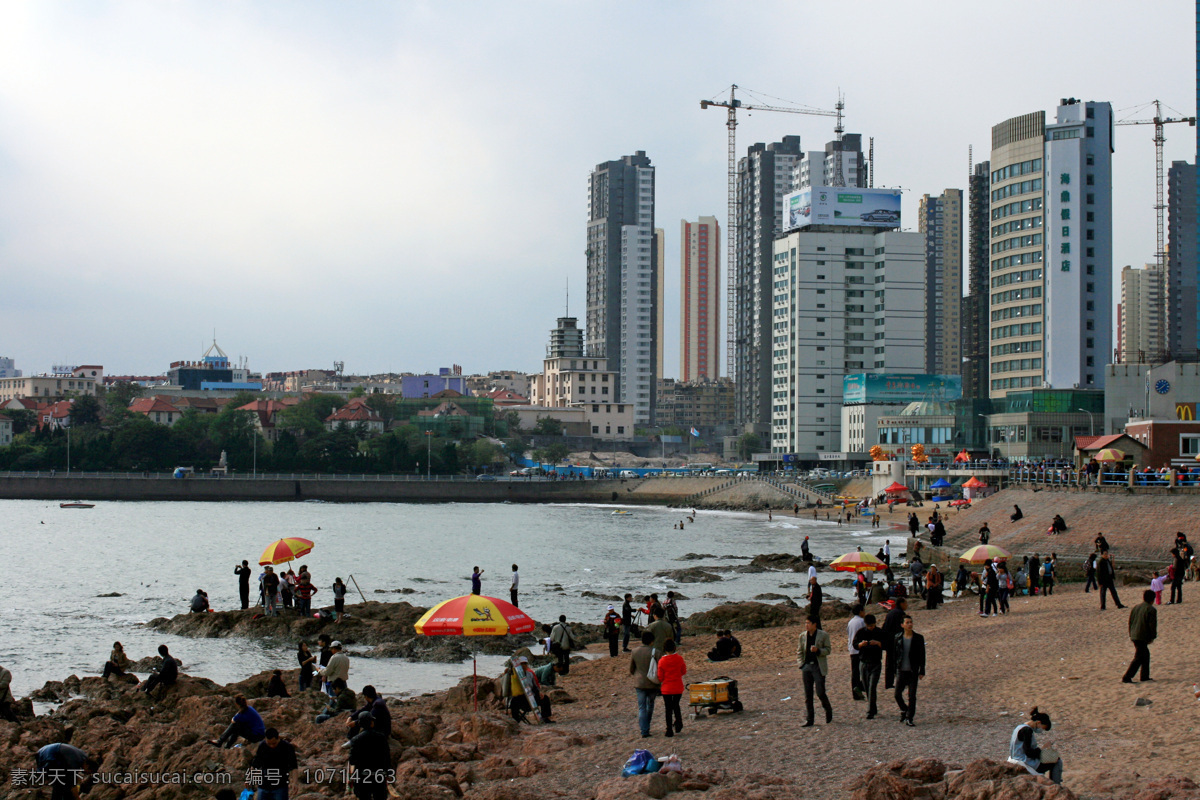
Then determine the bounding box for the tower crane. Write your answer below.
[700,85,841,381]
[1115,100,1196,272]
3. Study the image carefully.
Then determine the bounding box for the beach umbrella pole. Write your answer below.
[473,649,478,713]
[349,574,368,604]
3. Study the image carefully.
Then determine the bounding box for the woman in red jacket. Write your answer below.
[656,640,687,737]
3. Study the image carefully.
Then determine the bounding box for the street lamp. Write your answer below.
[1075,408,1095,438]
[425,430,434,479]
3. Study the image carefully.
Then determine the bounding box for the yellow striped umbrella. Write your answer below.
[416,595,536,711]
[828,551,887,573]
[258,537,315,566]
[1095,448,1125,462]
[959,544,1011,564]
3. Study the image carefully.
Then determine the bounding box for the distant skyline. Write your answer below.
[0,1,1194,378]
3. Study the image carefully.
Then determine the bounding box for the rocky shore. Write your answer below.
[6,582,1200,799]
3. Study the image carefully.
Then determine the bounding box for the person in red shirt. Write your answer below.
[656,640,687,738]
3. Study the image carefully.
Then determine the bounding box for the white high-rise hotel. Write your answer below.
[988,99,1113,397]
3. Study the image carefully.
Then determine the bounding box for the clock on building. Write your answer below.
[1155,379,1170,395]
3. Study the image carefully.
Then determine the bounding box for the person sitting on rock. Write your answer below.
[315,679,355,723]
[1008,707,1063,784]
[0,663,18,722]
[139,645,178,695]
[101,641,131,681]
[34,743,100,799]
[506,657,552,723]
[190,589,210,613]
[208,694,266,749]
[266,669,290,698]
[707,630,741,662]
[348,685,391,738]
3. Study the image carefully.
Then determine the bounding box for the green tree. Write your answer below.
[6,409,35,435]
[71,395,103,427]
[465,439,503,471]
[532,416,564,436]
[104,381,144,414]
[348,386,366,399]
[533,442,570,465]
[737,433,762,461]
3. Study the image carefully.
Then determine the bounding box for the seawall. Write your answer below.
[0,475,722,505]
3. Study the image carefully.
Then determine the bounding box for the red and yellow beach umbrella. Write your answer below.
[959,544,1011,564]
[259,537,315,566]
[828,551,887,573]
[416,594,536,711]
[1094,448,1126,462]
[414,595,536,637]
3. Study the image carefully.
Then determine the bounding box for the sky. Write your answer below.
[0,1,1195,379]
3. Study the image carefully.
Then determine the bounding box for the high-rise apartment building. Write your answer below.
[654,228,666,380]
[1119,264,1165,363]
[963,161,991,400]
[680,216,720,382]
[792,134,867,191]
[732,136,803,430]
[988,99,1113,397]
[918,189,964,376]
[586,152,657,424]
[768,228,925,454]
[1167,160,1197,358]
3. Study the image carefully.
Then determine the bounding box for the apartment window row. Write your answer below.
[992,321,1043,340]
[991,197,1043,221]
[992,303,1042,321]
[992,357,1042,374]
[992,375,1040,390]
[991,268,1043,288]
[991,232,1043,255]
[992,340,1042,357]
[991,286,1042,305]
[991,251,1043,272]
[991,177,1042,203]
[991,158,1042,184]
[991,216,1043,238]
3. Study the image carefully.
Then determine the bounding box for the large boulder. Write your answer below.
[653,568,723,583]
[749,553,809,572]
[683,601,806,634]
[845,758,1076,800]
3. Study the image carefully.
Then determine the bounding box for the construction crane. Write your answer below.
[700,85,840,381]
[1115,101,1196,272]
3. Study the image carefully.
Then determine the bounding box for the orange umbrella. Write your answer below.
[259,537,314,566]
[959,544,1011,564]
[1095,448,1125,462]
[828,551,886,572]
[962,476,987,488]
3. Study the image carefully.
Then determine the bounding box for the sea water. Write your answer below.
[0,499,891,697]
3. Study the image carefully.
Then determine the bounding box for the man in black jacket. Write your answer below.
[621,594,635,652]
[345,712,391,799]
[235,560,252,610]
[807,578,824,630]
[852,614,886,719]
[893,615,925,726]
[249,728,298,800]
[140,644,177,694]
[1121,590,1158,683]
[1096,551,1125,610]
[881,598,907,689]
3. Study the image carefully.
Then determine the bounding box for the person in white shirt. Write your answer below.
[807,564,818,581]
[510,564,520,608]
[847,604,866,701]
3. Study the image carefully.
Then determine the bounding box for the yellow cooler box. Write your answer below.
[688,679,736,705]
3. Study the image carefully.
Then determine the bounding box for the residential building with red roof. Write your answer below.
[128,397,183,426]
[326,399,385,434]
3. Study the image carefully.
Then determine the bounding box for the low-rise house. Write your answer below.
[128,397,183,427]
[326,399,385,434]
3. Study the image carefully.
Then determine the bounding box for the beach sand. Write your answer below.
[491,581,1198,798]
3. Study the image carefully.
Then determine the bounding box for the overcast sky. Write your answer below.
[0,1,1194,379]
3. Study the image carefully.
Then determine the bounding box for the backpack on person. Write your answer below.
[646,650,661,684]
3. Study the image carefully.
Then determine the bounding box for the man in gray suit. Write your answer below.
[798,615,833,727]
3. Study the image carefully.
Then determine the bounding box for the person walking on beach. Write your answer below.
[847,604,866,701]
[1027,553,1041,597]
[852,614,885,719]
[665,591,682,642]
[603,605,621,657]
[893,615,925,726]
[510,564,519,608]
[621,593,635,652]
[208,694,266,748]
[629,632,660,738]
[1169,547,1187,604]
[1084,553,1098,593]
[332,577,348,623]
[248,727,298,800]
[469,566,484,595]
[345,711,391,800]
[799,616,833,727]
[1097,551,1125,609]
[550,615,577,672]
[234,560,252,610]
[1121,589,1158,684]
[883,540,891,565]
[1041,556,1055,596]
[925,564,943,610]
[979,523,991,545]
[997,564,1012,614]
[646,609,674,654]
[657,640,687,738]
[262,567,280,616]
[801,536,811,562]
[882,598,907,690]
[139,644,178,694]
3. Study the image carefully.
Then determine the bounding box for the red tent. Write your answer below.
[884,481,909,494]
[962,476,987,488]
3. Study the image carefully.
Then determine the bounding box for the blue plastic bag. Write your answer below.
[621,749,656,777]
[238,789,255,800]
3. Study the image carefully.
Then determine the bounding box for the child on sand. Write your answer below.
[1150,571,1167,605]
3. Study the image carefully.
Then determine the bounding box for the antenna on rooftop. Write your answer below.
[565,277,569,317]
